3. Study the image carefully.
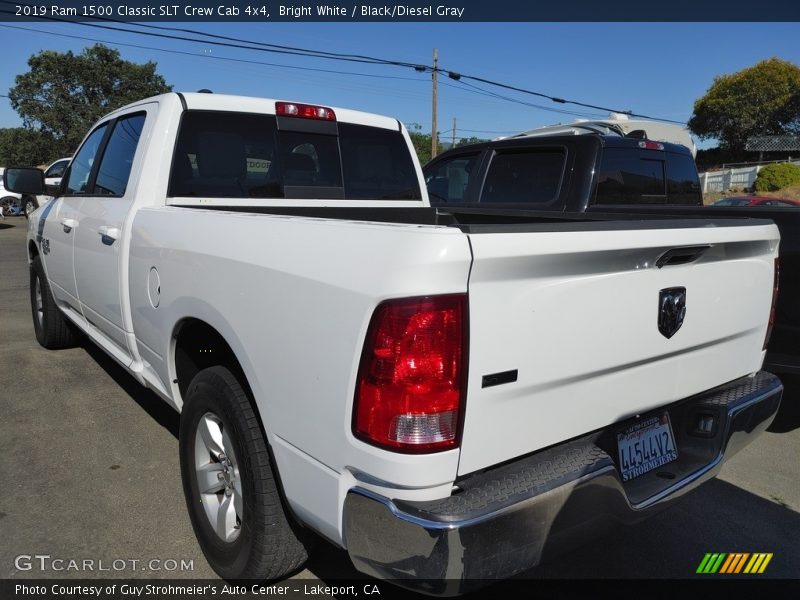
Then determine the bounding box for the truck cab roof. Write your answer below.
[437,132,694,158]
[101,91,403,132]
[508,115,697,157]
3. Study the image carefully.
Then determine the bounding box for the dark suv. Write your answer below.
[424,134,702,210]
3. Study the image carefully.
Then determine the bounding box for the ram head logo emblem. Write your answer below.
[658,287,686,339]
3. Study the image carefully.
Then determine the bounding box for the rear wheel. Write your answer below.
[179,366,311,580]
[30,255,77,349]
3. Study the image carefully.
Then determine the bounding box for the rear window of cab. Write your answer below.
[594,148,701,206]
[168,111,421,201]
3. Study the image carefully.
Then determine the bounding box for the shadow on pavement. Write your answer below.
[304,539,363,580]
[79,336,180,438]
[769,374,800,433]
[522,477,798,578]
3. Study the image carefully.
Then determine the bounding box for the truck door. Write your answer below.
[72,111,147,356]
[40,123,110,311]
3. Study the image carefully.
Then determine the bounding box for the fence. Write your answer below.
[699,160,800,193]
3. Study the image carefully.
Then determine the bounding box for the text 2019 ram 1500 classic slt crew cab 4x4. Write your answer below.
[6,93,782,592]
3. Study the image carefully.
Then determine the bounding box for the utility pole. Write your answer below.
[452,117,456,148]
[431,48,438,159]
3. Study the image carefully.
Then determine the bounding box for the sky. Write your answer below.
[0,21,799,149]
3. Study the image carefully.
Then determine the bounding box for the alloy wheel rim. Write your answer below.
[34,276,44,328]
[194,412,243,542]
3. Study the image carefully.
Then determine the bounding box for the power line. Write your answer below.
[441,128,518,134]
[447,70,688,124]
[0,2,689,124]
[83,10,427,69]
[460,128,517,134]
[454,79,604,118]
[0,4,425,69]
[0,1,428,69]
[440,80,607,120]
[0,21,602,122]
[78,9,688,124]
[0,23,428,83]
[105,13,690,122]
[449,79,602,118]
[0,21,605,124]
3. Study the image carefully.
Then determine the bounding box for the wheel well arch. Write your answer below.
[172,318,249,402]
[170,318,310,548]
[28,240,39,261]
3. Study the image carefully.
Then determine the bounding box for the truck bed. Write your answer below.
[161,204,779,476]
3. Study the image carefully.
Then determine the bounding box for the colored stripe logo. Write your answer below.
[696,553,773,574]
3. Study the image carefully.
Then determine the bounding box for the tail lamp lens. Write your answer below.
[353,294,467,453]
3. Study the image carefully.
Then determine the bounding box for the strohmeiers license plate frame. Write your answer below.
[617,413,678,482]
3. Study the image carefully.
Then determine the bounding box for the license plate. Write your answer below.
[617,413,678,482]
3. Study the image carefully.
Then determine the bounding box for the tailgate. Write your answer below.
[458,220,779,475]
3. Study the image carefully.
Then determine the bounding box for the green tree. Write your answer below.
[455,136,488,147]
[8,44,171,158]
[689,58,800,151]
[407,122,443,165]
[0,128,57,166]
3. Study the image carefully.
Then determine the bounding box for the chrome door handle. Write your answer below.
[60,218,77,233]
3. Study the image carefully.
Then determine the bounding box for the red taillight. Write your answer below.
[353,295,467,453]
[764,257,779,350]
[275,101,336,121]
[638,140,665,151]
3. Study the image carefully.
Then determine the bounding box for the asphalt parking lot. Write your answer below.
[1,217,798,586]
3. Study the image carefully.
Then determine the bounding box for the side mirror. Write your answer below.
[3,167,45,195]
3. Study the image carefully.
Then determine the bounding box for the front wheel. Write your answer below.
[30,255,77,349]
[179,366,311,580]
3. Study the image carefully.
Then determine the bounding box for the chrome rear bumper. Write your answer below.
[344,372,783,594]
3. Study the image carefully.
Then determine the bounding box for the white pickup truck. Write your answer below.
[7,92,783,591]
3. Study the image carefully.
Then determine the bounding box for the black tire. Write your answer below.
[179,366,310,580]
[30,255,77,349]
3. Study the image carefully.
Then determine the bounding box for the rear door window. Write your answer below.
[481,149,565,204]
[424,153,481,203]
[170,112,279,198]
[169,111,421,200]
